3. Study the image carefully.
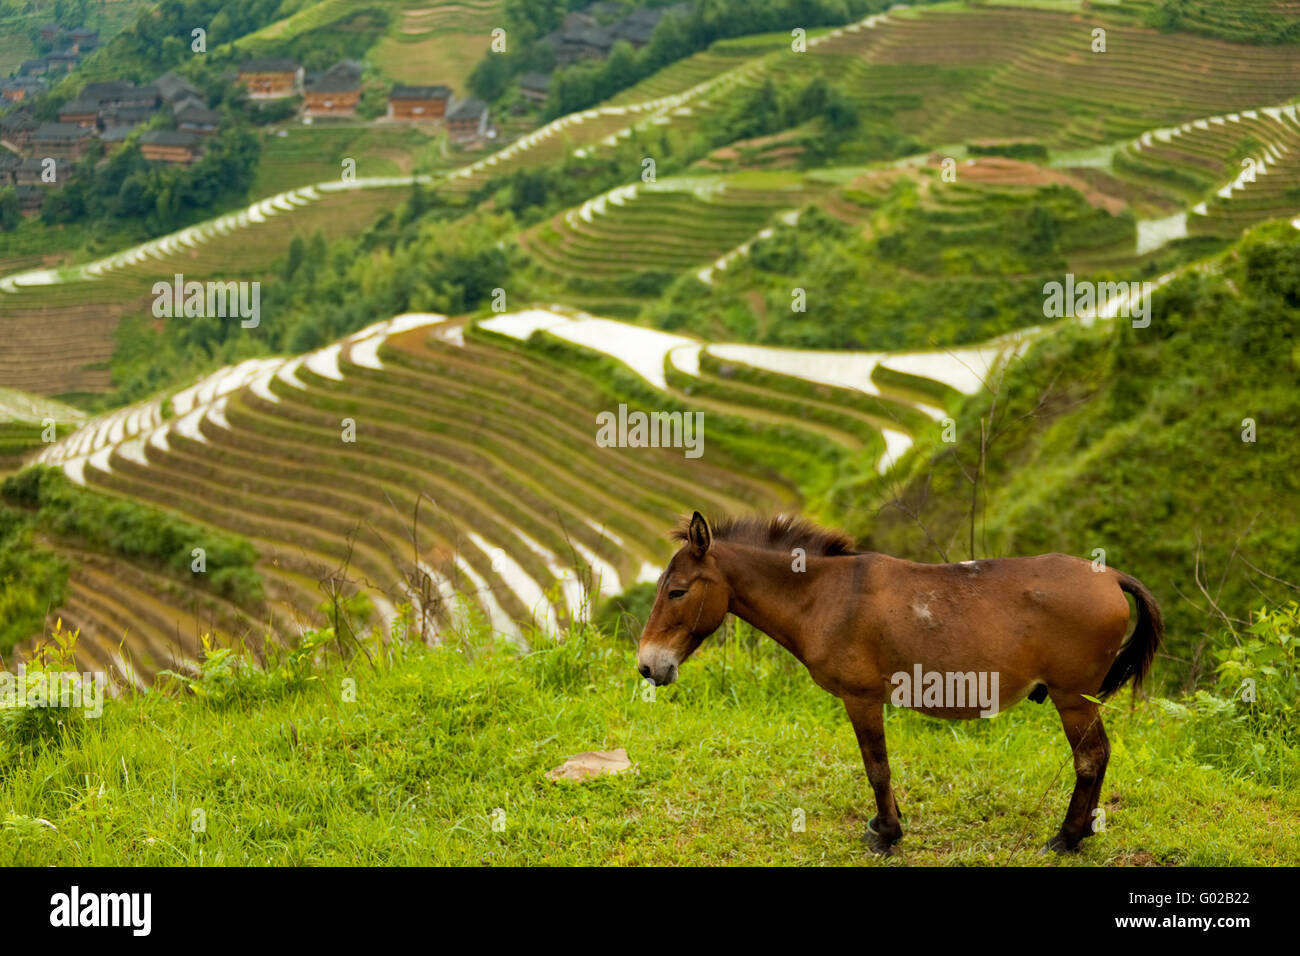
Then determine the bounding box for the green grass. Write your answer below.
[2,616,1295,866]
[250,125,444,195]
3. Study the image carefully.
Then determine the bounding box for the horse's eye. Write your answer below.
[668,588,687,600]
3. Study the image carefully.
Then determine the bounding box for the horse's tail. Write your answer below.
[1098,572,1164,699]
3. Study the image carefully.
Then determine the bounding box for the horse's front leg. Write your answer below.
[843,694,902,855]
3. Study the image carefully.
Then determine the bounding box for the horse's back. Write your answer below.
[866,552,1132,704]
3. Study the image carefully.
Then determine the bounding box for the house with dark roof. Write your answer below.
[545,22,615,65]
[613,5,691,47]
[1,77,45,103]
[68,28,99,53]
[45,50,80,73]
[30,122,92,160]
[387,84,451,121]
[238,58,304,99]
[19,58,48,77]
[304,62,363,116]
[58,98,101,129]
[101,106,155,129]
[81,81,133,103]
[446,97,489,144]
[81,81,160,110]
[0,111,38,150]
[519,72,550,105]
[175,102,221,134]
[139,129,203,164]
[121,84,160,109]
[38,23,61,44]
[155,71,201,105]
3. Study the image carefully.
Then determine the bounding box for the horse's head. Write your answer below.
[636,512,731,685]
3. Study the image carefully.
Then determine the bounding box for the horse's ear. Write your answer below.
[688,511,712,558]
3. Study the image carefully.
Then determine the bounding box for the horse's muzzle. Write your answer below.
[637,647,679,685]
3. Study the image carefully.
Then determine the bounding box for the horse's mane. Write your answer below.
[672,513,860,557]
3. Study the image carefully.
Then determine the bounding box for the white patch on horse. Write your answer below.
[911,595,935,624]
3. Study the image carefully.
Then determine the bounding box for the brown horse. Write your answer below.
[635,512,1163,855]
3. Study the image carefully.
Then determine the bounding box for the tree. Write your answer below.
[0,188,20,231]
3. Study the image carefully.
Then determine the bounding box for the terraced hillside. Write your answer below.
[813,5,1300,147]
[516,171,824,309]
[11,307,1001,685]
[0,183,410,397]
[1115,104,1300,238]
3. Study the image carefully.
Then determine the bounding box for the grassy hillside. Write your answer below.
[850,221,1300,687]
[2,613,1295,865]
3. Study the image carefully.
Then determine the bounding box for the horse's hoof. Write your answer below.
[860,817,898,856]
[1039,834,1081,856]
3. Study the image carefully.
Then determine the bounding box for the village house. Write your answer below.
[0,78,45,103]
[237,58,304,99]
[544,3,692,64]
[38,23,60,44]
[67,28,99,53]
[519,72,550,105]
[58,98,101,129]
[387,84,451,121]
[81,81,160,111]
[101,105,155,129]
[155,71,201,106]
[18,58,47,77]
[174,101,221,134]
[0,111,37,150]
[303,62,363,116]
[45,50,80,73]
[612,11,658,48]
[543,16,615,65]
[29,122,92,160]
[139,129,202,164]
[446,97,489,145]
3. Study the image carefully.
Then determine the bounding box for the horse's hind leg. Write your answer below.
[1045,694,1110,854]
[843,695,902,855]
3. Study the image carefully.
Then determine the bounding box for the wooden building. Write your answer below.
[58,98,101,129]
[237,58,304,99]
[139,129,203,165]
[446,97,489,144]
[387,84,451,121]
[519,72,550,105]
[304,63,362,116]
[29,123,93,161]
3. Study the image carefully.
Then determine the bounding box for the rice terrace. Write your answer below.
[0,0,1297,890]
